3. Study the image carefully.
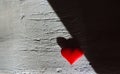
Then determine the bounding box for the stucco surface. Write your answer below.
[0,0,96,74]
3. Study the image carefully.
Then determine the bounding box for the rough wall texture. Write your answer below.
[0,0,96,74]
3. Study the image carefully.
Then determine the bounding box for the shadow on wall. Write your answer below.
[47,0,120,74]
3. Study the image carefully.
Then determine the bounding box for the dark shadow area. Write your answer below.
[57,37,81,49]
[47,0,120,73]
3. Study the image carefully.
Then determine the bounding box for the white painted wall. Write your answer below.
[0,0,96,74]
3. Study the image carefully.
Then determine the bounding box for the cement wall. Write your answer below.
[0,0,96,74]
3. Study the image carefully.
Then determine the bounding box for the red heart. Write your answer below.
[61,48,83,65]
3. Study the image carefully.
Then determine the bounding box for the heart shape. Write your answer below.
[61,48,83,65]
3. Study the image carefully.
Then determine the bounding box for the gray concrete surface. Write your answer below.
[0,0,96,74]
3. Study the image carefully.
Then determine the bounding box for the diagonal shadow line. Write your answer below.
[47,0,120,74]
